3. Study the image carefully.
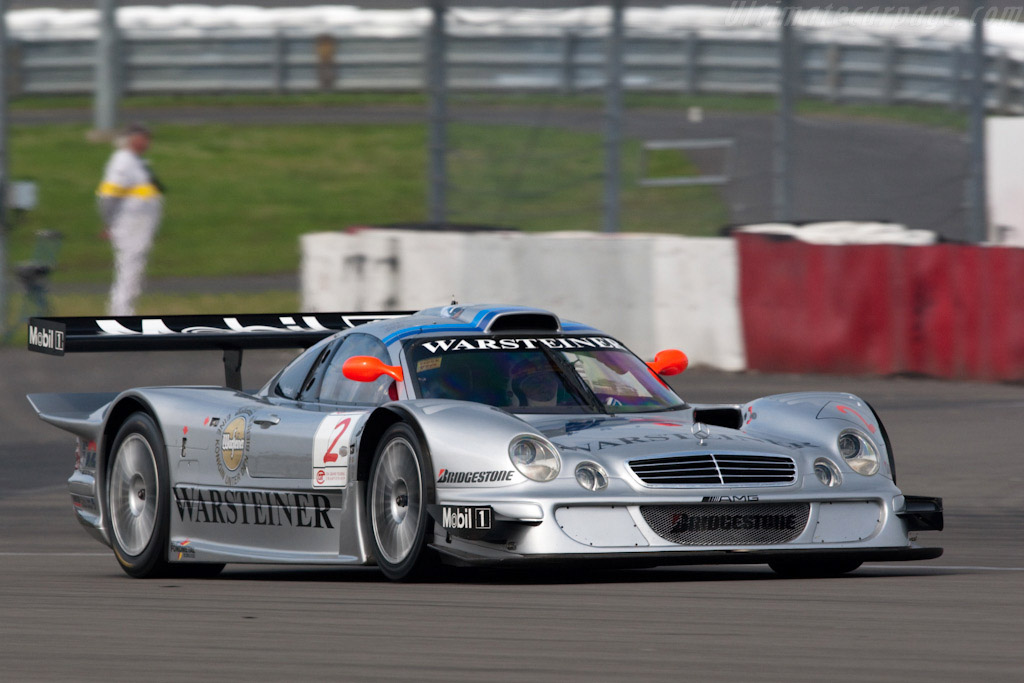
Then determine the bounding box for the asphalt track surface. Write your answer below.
[2,347,1022,681]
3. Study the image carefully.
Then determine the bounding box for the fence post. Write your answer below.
[950,46,963,110]
[315,34,336,90]
[272,31,286,94]
[966,0,988,243]
[427,1,447,225]
[6,37,20,98]
[996,48,1009,112]
[561,30,576,95]
[93,0,120,136]
[773,0,796,223]
[0,0,8,332]
[602,0,625,234]
[881,39,896,105]
[685,31,698,95]
[826,42,840,102]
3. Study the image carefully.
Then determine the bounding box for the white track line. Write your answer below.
[872,564,1024,572]
[0,552,109,557]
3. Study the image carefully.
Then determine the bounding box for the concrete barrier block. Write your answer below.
[650,236,746,371]
[300,232,350,312]
[301,228,747,371]
[460,231,525,304]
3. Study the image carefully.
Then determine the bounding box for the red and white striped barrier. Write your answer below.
[302,227,1024,381]
[737,233,1024,381]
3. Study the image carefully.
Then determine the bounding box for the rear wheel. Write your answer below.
[107,412,224,578]
[107,413,170,578]
[769,558,863,578]
[367,423,437,581]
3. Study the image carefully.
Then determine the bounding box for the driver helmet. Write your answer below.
[510,355,561,406]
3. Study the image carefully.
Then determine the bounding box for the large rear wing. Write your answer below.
[27,312,412,389]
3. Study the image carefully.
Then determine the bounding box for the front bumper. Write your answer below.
[429,490,943,568]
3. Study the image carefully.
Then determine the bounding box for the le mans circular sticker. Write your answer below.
[216,415,249,485]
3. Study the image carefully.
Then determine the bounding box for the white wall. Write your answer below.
[986,117,1024,246]
[301,229,746,370]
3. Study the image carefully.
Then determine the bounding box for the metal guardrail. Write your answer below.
[8,31,1023,113]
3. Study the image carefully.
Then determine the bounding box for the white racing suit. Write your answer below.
[97,149,164,316]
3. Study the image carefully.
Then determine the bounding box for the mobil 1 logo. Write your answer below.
[441,506,492,531]
[27,318,66,355]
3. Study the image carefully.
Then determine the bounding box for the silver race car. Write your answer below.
[27,304,942,580]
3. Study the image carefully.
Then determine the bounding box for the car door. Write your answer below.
[248,333,395,481]
[242,333,394,557]
[246,336,335,482]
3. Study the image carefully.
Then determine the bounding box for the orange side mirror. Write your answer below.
[342,356,404,383]
[648,349,688,376]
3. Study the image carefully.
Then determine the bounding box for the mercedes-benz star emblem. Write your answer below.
[691,421,711,444]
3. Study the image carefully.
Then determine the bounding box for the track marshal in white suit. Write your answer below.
[97,123,164,316]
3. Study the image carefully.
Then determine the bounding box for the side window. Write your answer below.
[318,333,394,406]
[274,337,333,400]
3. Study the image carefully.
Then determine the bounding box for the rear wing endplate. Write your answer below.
[27,312,412,389]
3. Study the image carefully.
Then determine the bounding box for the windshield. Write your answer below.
[408,336,686,414]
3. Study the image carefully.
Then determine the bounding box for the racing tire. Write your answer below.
[768,558,863,578]
[367,422,438,581]
[107,413,225,579]
[106,412,172,578]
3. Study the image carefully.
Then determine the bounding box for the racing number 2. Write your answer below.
[323,418,351,464]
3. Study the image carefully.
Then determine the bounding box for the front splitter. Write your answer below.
[429,544,943,568]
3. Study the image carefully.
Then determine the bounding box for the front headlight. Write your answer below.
[509,435,561,482]
[837,429,880,475]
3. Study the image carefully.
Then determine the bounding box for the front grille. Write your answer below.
[640,503,810,546]
[628,453,796,486]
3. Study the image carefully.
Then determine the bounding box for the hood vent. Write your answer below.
[485,312,561,333]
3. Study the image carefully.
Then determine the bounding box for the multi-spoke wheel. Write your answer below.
[368,423,436,581]
[107,412,170,578]
[107,412,224,579]
[110,433,159,557]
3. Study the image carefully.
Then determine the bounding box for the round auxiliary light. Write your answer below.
[814,458,842,488]
[575,462,609,492]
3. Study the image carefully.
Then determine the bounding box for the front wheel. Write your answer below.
[367,423,437,581]
[769,557,863,578]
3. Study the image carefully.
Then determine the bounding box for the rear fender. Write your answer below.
[28,390,162,548]
[26,392,114,442]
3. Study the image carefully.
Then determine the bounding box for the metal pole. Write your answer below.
[93,0,119,136]
[603,0,625,234]
[427,1,447,226]
[966,0,988,243]
[0,0,9,333]
[773,0,796,223]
